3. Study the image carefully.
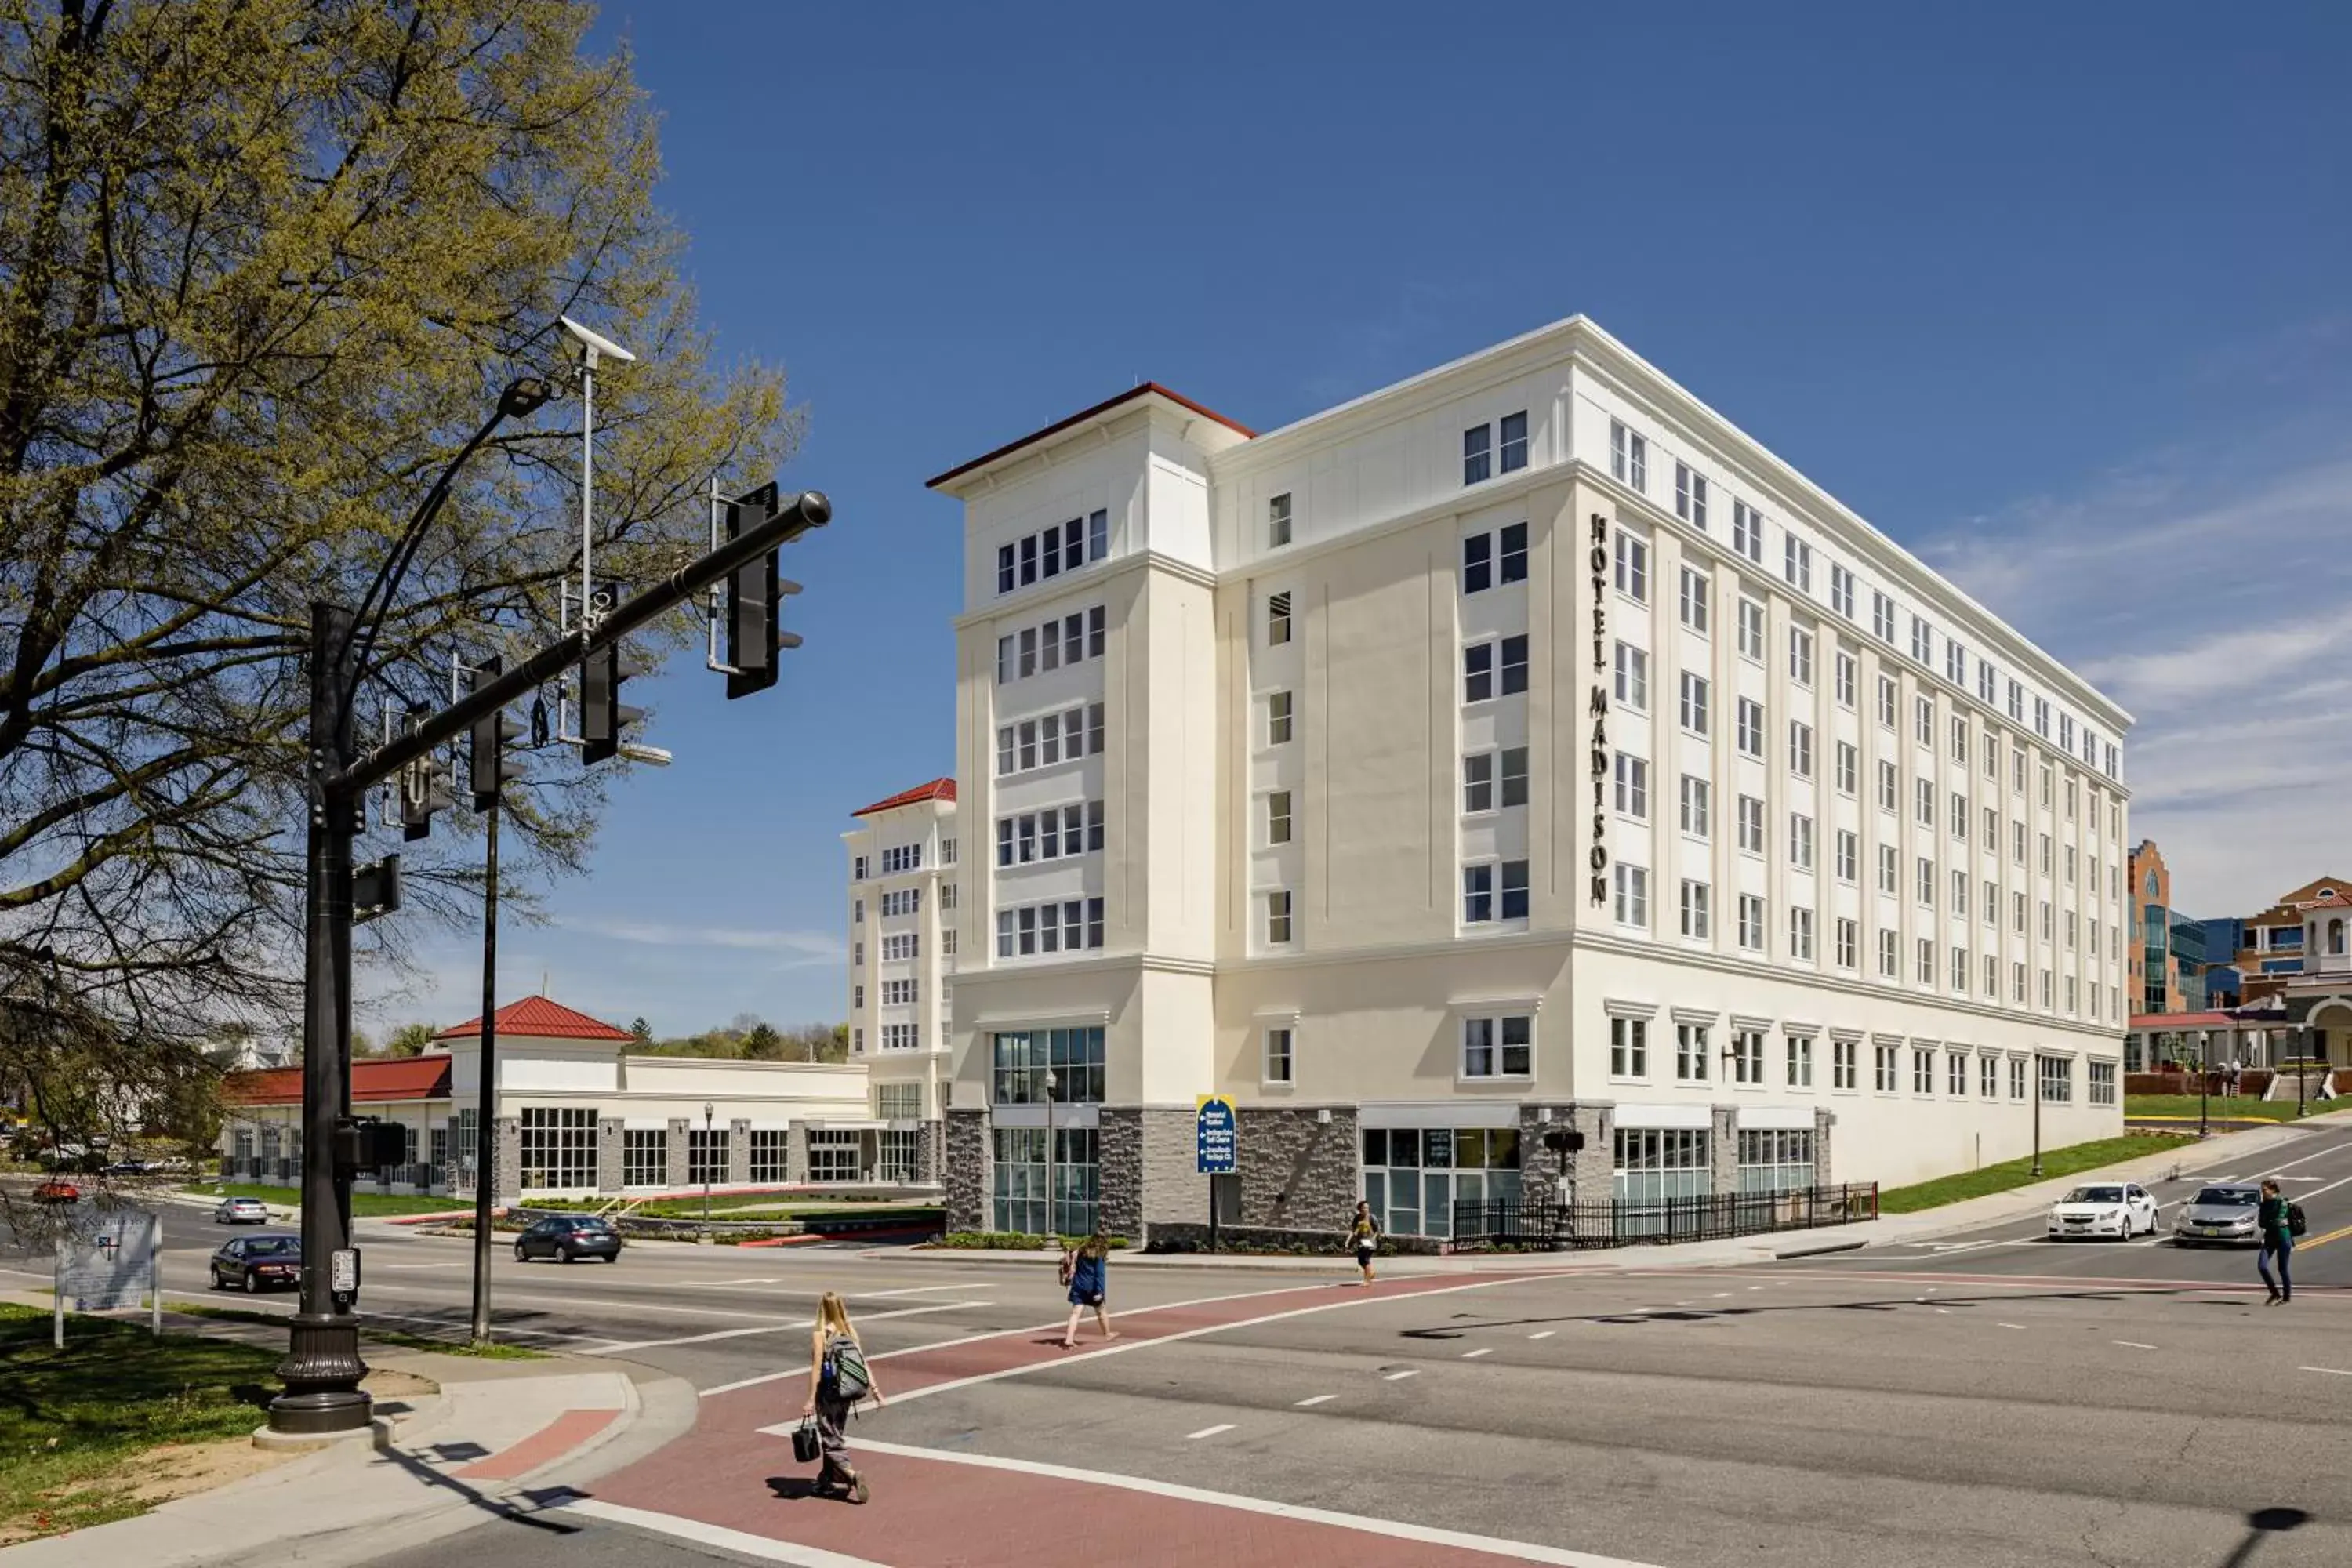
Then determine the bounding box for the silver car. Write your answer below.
[2172,1183,2262,1247]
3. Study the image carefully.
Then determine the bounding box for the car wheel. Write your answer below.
[557,1244,575,1265]
[514,1242,528,1263]
[243,1272,260,1294]
[210,1267,225,1290]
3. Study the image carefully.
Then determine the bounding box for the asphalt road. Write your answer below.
[18,1141,2352,1568]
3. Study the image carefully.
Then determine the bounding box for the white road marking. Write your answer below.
[1185,1424,1235,1440]
[586,1301,985,1356]
[856,1283,986,1298]
[1294,1394,1337,1406]
[846,1438,1674,1566]
[2113,1340,2158,1350]
[1529,1330,1556,1340]
[1998,1322,2027,1329]
[2299,1366,2352,1377]
[558,1499,893,1566]
[1461,1348,1492,1359]
[1934,1308,1952,1315]
[1383,1369,1419,1381]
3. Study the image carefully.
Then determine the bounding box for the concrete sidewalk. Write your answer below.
[884,1116,2351,1279]
[1,1345,695,1568]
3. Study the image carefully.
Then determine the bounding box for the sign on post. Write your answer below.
[53,1210,162,1348]
[1195,1095,1238,1175]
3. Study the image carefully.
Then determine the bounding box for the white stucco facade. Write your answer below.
[924,318,2132,1240]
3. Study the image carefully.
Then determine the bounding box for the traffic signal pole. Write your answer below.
[470,786,499,1345]
[267,489,829,1437]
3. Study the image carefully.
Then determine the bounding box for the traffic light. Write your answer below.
[579,641,649,765]
[466,655,527,810]
[399,706,455,841]
[718,483,822,699]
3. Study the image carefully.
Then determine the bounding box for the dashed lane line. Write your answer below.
[1529,1330,1556,1340]
[1383,1369,1419,1381]
[1461,1348,1493,1359]
[1998,1323,2027,1329]
[1294,1394,1337,1406]
[1185,1424,1235,1440]
[2300,1366,2352,1377]
[2114,1341,2158,1350]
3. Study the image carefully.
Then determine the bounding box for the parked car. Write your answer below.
[2172,1183,2263,1247]
[31,1179,78,1204]
[2046,1182,2159,1241]
[513,1214,623,1264]
[214,1195,270,1225]
[210,1232,302,1293]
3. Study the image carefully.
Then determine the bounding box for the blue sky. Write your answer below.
[369,2,2351,1037]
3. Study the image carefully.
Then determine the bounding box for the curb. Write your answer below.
[1773,1236,1867,1260]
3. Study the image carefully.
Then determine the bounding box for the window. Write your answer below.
[1614,532,1649,602]
[1835,740,1858,796]
[1913,1048,1934,1094]
[1790,812,1814,870]
[1611,420,1647,489]
[996,514,1109,594]
[1738,894,1766,951]
[1916,778,1935,829]
[853,855,869,881]
[1978,660,1996,705]
[1945,1050,1967,1097]
[1830,564,1856,619]
[1500,521,1528,583]
[1613,753,1650,819]
[1464,752,1494,813]
[1784,535,1813,594]
[1464,642,1493,702]
[881,1023,919,1051]
[1835,917,1858,969]
[1737,597,1766,660]
[1788,1034,1815,1088]
[1915,695,1934,746]
[1951,716,1969,765]
[1268,690,1293,745]
[995,606,1108,686]
[882,978,918,1005]
[1791,906,1815,960]
[1911,615,1933,666]
[1738,794,1766,854]
[1833,1037,1858,1089]
[1878,927,1898,977]
[2034,696,2051,738]
[2089,1060,2117,1106]
[1461,1014,1532,1078]
[1835,829,1858,883]
[1737,697,1764,757]
[882,842,924,875]
[1463,422,1492,485]
[1835,649,1856,707]
[993,1123,1098,1236]
[1789,720,1814,779]
[1499,411,1528,474]
[1985,733,2000,781]
[1500,746,1528,807]
[1789,626,1814,685]
[881,888,922,916]
[1731,1029,1765,1085]
[1501,859,1530,920]
[1462,532,1492,593]
[1264,1027,1294,1085]
[1918,856,1936,906]
[622,1128,666,1188]
[1679,672,1710,734]
[2038,1054,2073,1103]
[1878,674,1897,728]
[1676,1022,1711,1083]
[1678,463,1710,530]
[1268,493,1292,548]
[1611,1015,1649,1076]
[687,1127,729,1187]
[1267,789,1293,845]
[942,837,957,866]
[1953,870,1969,918]
[1875,1043,1899,1092]
[1463,865,1493,924]
[1268,590,1292,646]
[995,898,1107,958]
[1679,879,1711,939]
[1613,863,1649,925]
[1501,634,1528,695]
[1984,806,1998,844]
[1732,499,1762,562]
[1613,642,1649,710]
[1878,760,1898,813]
[1946,639,1966,688]
[2007,677,2025,723]
[1871,590,1896,644]
[1267,889,1294,945]
[1679,774,1711,838]
[1878,844,1898,893]
[1679,565,1711,632]
[1952,946,1967,993]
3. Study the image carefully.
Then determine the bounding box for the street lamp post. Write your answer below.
[702,1101,714,1232]
[2031,1054,2043,1178]
[468,784,500,1345]
[2198,1030,2210,1141]
[1043,1068,1059,1242]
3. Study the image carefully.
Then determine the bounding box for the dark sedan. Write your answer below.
[211,1232,303,1293]
[513,1214,622,1264]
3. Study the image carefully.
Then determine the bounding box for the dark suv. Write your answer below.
[513,1214,623,1264]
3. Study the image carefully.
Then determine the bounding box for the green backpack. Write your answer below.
[822,1334,870,1401]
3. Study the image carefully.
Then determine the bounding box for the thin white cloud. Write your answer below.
[561,915,845,963]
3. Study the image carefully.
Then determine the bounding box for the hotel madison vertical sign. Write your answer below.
[1588,512,1610,906]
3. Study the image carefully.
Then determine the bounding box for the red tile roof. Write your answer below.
[227,1055,452,1107]
[852,777,956,818]
[434,996,633,1043]
[925,383,1254,491]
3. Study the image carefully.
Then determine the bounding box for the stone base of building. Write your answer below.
[1144,1221,1445,1255]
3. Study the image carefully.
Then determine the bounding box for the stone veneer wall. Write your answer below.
[1232,1106,1359,1235]
[1813,1106,1835,1187]
[1709,1105,1740,1195]
[786,1123,811,1185]
[491,1116,520,1202]
[945,1109,990,1231]
[1097,1107,1209,1242]
[1516,1101,1615,1203]
[664,1117,691,1189]
[727,1119,753,1185]
[597,1118,625,1194]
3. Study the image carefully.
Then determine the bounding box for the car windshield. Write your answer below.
[2193,1188,2258,1207]
[248,1237,300,1257]
[568,1219,611,1232]
[2063,1186,2125,1204]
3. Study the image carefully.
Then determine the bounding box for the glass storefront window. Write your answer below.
[993,1126,1097,1236]
[1359,1123,1521,1239]
[991,1027,1105,1105]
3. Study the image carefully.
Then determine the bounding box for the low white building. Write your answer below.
[921,315,2131,1243]
[220,996,902,1200]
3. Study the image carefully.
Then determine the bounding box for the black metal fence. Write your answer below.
[1452,1182,1878,1250]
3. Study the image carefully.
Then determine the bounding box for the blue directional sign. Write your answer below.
[1196,1094,1238,1175]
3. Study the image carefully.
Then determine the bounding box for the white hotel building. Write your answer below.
[910,317,2131,1243]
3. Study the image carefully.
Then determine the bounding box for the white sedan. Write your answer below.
[2046,1182,2159,1240]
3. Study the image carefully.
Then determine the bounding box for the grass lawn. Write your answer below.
[182,1181,460,1218]
[0,1302,279,1540]
[2125,1094,2339,1123]
[1878,1134,2180,1214]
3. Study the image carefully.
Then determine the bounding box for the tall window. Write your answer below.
[991,1027,1105,1105]
[1268,690,1293,745]
[1784,535,1813,594]
[1264,1027,1294,1085]
[1680,879,1711,939]
[1680,775,1711,838]
[1829,564,1856,619]
[1679,566,1710,632]
[1732,499,1762,562]
[1498,411,1528,473]
[1614,642,1650,710]
[1613,863,1649,925]
[517,1107,596,1191]
[994,1125,1096,1237]
[1678,463,1710,530]
[1463,422,1492,485]
[1833,1037,1857,1089]
[750,1128,790,1183]
[1267,590,1292,646]
[1786,1035,1814,1088]
[1731,1029,1765,1085]
[1268,493,1292,548]
[1613,753,1649,818]
[1614,532,1650,602]
[688,1127,729,1187]
[1611,1016,1649,1076]
[1679,672,1710,734]
[1611,420,1647,489]
[622,1128,666,1188]
[1267,889,1294,944]
[1737,597,1766,660]
[1676,1023,1711,1083]
[1738,894,1766,951]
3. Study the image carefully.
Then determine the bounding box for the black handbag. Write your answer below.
[791,1420,821,1464]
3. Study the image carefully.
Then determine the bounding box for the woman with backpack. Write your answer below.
[2257,1178,2296,1305]
[800,1291,882,1502]
[1059,1228,1118,1348]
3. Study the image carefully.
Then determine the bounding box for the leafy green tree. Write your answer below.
[0,2,793,1073]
